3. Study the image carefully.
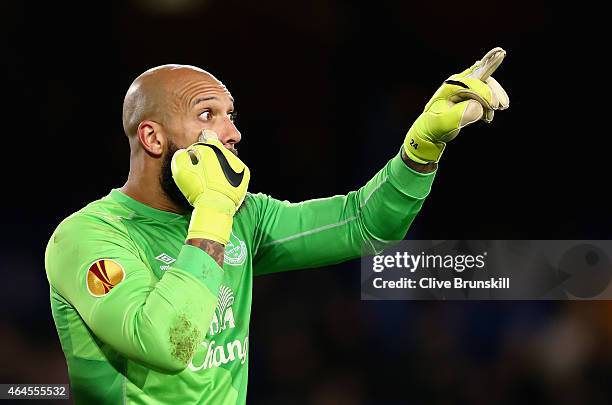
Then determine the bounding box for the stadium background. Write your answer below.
[2,1,610,404]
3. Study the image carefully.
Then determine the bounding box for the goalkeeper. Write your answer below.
[45,48,509,404]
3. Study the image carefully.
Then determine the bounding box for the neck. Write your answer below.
[120,157,186,214]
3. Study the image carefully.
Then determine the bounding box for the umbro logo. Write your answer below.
[155,253,176,270]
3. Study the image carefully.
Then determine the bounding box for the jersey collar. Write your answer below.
[109,189,188,223]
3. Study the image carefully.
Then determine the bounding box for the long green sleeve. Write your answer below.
[46,189,255,404]
[45,214,224,375]
[251,152,436,275]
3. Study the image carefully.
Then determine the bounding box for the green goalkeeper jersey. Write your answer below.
[45,152,435,404]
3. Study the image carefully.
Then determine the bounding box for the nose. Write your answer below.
[220,116,241,148]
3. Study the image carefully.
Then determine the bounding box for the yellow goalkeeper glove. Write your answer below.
[404,47,510,164]
[171,131,250,245]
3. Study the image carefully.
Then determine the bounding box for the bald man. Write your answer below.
[45,50,509,404]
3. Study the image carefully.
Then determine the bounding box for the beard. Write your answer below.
[159,140,193,213]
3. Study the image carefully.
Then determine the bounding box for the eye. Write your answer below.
[199,110,211,121]
[229,111,238,123]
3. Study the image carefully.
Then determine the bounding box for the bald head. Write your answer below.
[122,64,225,138]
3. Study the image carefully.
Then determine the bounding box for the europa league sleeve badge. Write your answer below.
[86,259,126,297]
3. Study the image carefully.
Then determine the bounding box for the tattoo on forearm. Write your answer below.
[186,239,226,267]
[401,149,438,173]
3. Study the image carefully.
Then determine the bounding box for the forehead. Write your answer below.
[173,71,234,106]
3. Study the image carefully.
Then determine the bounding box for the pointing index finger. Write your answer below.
[467,47,506,81]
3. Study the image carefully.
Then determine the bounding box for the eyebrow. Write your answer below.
[192,95,235,106]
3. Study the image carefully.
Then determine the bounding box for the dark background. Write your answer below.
[2,1,610,404]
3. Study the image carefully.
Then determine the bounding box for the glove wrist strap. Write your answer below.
[187,204,234,245]
[403,126,446,164]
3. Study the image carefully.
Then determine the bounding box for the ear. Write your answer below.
[137,120,165,157]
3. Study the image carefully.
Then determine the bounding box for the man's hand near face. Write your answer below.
[171,131,251,265]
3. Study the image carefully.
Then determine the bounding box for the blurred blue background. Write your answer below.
[2,0,609,404]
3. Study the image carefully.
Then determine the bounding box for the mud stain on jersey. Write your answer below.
[169,314,203,364]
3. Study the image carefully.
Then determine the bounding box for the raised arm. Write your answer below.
[46,216,224,374]
[252,47,510,275]
[45,138,251,374]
